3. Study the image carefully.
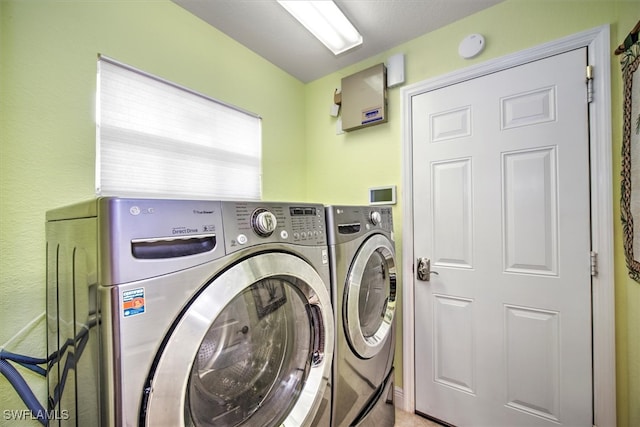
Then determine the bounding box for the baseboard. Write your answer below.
[394,386,405,410]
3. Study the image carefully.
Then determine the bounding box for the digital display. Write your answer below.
[369,186,396,205]
[290,207,317,216]
[371,188,392,202]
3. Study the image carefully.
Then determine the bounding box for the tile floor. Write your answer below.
[395,409,443,426]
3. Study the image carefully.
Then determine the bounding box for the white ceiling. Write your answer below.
[171,0,504,83]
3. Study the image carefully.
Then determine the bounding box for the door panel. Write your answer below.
[432,159,473,268]
[413,49,592,426]
[433,294,475,394]
[504,305,560,421]
[502,147,558,274]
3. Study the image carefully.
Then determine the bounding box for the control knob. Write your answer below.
[370,211,382,226]
[251,208,277,237]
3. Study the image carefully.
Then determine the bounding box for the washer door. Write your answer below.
[142,252,334,427]
[344,234,397,359]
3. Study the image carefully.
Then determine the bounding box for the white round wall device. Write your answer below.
[458,34,485,59]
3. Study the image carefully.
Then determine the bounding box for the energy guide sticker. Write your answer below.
[123,288,145,317]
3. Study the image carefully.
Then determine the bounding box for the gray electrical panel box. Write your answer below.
[341,63,387,132]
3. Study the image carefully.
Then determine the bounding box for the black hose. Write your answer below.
[0,315,98,423]
[0,350,47,376]
[0,350,47,366]
[0,359,48,426]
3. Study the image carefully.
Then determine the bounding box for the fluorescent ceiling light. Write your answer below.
[277,1,363,55]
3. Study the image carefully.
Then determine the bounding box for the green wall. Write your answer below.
[1,0,639,426]
[0,0,307,420]
[303,1,639,426]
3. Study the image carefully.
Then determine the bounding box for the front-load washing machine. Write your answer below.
[325,205,397,427]
[45,198,334,427]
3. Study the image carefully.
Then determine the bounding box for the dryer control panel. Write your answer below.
[222,201,327,252]
[325,205,394,246]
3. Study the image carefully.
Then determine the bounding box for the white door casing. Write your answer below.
[401,25,615,427]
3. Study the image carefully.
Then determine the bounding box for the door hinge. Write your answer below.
[590,251,598,276]
[586,65,594,103]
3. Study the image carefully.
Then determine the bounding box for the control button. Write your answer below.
[251,208,277,237]
[280,230,289,239]
[301,232,307,239]
[370,211,382,226]
[237,234,248,244]
[293,232,300,240]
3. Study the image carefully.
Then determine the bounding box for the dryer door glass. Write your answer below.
[345,234,397,359]
[359,249,391,337]
[186,277,311,426]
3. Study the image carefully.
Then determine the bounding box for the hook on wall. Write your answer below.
[615,20,640,55]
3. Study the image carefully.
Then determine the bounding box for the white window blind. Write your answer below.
[96,56,262,200]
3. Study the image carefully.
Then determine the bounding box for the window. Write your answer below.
[96,56,262,200]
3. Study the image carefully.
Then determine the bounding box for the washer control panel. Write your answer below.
[222,201,326,252]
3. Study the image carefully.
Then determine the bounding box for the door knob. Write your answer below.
[417,257,439,281]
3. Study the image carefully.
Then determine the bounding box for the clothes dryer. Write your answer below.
[45,198,333,427]
[325,205,397,427]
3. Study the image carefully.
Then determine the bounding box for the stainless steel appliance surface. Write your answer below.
[325,205,397,427]
[46,198,334,427]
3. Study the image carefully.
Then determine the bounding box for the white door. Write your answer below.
[413,49,592,426]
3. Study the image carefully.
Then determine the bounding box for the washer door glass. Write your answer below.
[186,277,311,426]
[142,253,333,427]
[345,234,396,359]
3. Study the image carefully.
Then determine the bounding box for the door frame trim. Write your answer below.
[400,25,615,427]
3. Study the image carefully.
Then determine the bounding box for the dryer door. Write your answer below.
[141,252,334,427]
[345,234,397,359]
